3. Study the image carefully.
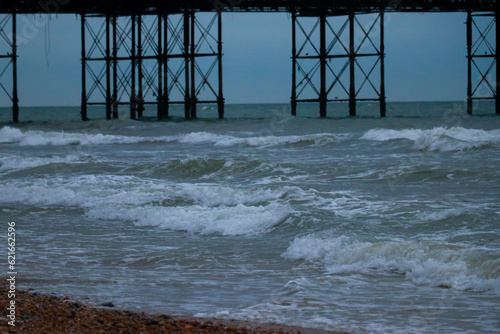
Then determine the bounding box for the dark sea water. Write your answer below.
[1,102,499,333]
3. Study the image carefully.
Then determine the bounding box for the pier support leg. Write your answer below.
[112,16,118,119]
[0,13,20,122]
[218,12,224,119]
[467,12,497,114]
[190,10,197,119]
[105,15,112,120]
[291,12,297,116]
[292,14,334,116]
[380,12,386,117]
[184,10,191,119]
[349,13,356,117]
[81,15,117,119]
[137,16,144,117]
[163,15,169,118]
[81,14,88,121]
[12,13,18,123]
[130,16,137,119]
[496,11,500,115]
[163,12,221,118]
[467,11,473,115]
[157,14,164,120]
[319,13,327,117]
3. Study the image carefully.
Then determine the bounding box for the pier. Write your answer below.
[0,0,498,121]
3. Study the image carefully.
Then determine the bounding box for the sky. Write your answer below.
[0,11,477,106]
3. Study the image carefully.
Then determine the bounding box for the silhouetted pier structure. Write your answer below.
[0,1,498,122]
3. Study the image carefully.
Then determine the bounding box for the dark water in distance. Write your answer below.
[1,102,499,333]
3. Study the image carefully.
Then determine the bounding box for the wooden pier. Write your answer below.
[0,0,498,121]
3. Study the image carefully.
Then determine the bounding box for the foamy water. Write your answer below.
[1,102,499,333]
[361,127,500,151]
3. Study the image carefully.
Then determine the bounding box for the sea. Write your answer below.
[1,102,499,333]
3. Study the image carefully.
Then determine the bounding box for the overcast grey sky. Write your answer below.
[0,12,471,106]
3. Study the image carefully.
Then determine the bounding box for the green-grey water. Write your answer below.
[1,102,499,333]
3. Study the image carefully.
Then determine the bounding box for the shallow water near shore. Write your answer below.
[1,102,499,333]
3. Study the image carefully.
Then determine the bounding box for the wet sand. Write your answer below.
[0,283,348,334]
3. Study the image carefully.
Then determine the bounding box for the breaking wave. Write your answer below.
[283,234,500,293]
[0,175,291,236]
[361,127,500,152]
[0,126,349,148]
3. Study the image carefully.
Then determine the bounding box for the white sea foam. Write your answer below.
[0,126,348,148]
[361,127,500,152]
[283,234,500,293]
[0,176,290,236]
[0,126,25,142]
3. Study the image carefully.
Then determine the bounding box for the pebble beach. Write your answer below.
[0,282,345,334]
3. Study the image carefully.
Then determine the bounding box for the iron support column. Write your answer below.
[112,16,118,119]
[190,11,197,119]
[319,13,327,117]
[496,11,500,114]
[217,12,224,119]
[466,11,473,115]
[157,14,163,120]
[291,12,297,116]
[12,12,18,123]
[81,14,88,121]
[105,15,112,120]
[137,15,144,117]
[349,12,356,116]
[380,12,386,117]
[164,15,169,117]
[184,10,191,119]
[130,15,137,119]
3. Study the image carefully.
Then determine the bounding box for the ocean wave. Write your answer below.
[88,203,289,236]
[415,208,470,223]
[283,234,500,293]
[0,176,290,236]
[283,187,395,219]
[0,154,89,172]
[0,126,349,148]
[0,126,174,146]
[161,157,308,182]
[179,131,350,147]
[139,157,273,180]
[360,127,500,152]
[0,152,300,181]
